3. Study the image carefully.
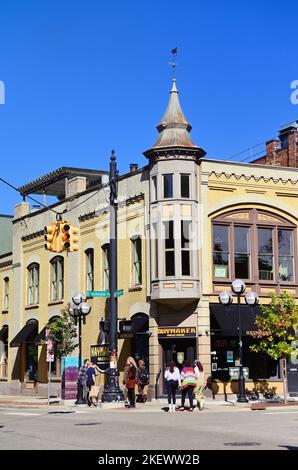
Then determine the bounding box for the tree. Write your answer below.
[46,309,78,358]
[249,291,298,403]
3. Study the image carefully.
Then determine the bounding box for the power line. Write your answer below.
[222,137,277,162]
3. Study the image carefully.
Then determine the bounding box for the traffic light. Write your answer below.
[69,226,79,252]
[44,223,57,252]
[60,222,79,252]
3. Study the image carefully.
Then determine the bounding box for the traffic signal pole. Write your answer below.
[102,151,124,402]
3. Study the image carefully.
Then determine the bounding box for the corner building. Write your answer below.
[1,78,298,398]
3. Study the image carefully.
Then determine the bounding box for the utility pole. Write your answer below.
[102,151,124,402]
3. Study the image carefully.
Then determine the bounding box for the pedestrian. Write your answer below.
[164,361,181,412]
[125,356,138,408]
[194,360,205,410]
[77,358,89,404]
[136,358,149,403]
[179,361,197,412]
[86,362,98,407]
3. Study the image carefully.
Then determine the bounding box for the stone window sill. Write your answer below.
[128,286,143,292]
[25,304,39,310]
[48,300,64,306]
[2,310,8,314]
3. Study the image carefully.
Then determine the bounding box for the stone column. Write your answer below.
[147,302,159,401]
[197,296,211,378]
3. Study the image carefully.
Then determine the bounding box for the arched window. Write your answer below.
[50,257,64,301]
[27,264,40,305]
[3,277,9,311]
[102,244,110,290]
[212,209,295,283]
[131,236,142,286]
[85,249,94,292]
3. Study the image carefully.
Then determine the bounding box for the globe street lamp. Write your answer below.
[219,280,259,403]
[68,293,91,404]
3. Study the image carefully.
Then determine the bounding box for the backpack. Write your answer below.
[138,366,149,385]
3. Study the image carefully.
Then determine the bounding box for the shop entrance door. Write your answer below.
[287,356,298,396]
[160,338,196,396]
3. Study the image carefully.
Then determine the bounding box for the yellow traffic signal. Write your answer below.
[61,222,71,250]
[69,226,79,252]
[44,223,57,251]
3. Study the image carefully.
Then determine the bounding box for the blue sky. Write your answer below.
[1,0,298,214]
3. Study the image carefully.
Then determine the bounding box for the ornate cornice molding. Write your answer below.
[207,170,298,185]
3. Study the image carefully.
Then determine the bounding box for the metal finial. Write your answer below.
[110,149,116,161]
[169,47,178,80]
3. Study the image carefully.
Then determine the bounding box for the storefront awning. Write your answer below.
[0,325,8,342]
[10,321,38,347]
[34,327,46,345]
[210,303,260,336]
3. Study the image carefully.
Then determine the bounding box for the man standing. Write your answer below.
[77,358,89,404]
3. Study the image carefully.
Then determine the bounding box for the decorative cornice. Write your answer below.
[79,193,145,222]
[0,260,13,269]
[208,170,298,185]
[22,230,44,242]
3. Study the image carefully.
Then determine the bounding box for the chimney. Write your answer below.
[130,163,138,172]
[66,176,87,198]
[265,139,280,165]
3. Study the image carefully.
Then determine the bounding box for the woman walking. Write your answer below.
[125,356,138,408]
[164,361,181,412]
[194,360,205,410]
[179,361,197,412]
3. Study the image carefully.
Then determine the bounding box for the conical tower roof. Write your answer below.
[144,78,206,158]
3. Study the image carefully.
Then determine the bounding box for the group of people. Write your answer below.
[164,360,205,412]
[77,356,205,412]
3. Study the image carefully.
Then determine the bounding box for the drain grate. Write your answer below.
[75,422,102,426]
[224,442,261,447]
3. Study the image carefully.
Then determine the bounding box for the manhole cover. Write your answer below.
[224,442,261,447]
[75,422,102,426]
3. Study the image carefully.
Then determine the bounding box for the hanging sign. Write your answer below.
[90,344,110,372]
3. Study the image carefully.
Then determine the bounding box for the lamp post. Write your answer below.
[68,293,91,404]
[219,280,259,403]
[102,151,124,402]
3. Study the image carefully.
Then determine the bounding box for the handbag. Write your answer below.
[89,385,100,398]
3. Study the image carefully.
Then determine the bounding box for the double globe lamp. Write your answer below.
[219,280,259,403]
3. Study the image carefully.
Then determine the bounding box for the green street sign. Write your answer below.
[115,289,124,297]
[86,290,110,298]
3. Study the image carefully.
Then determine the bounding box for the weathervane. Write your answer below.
[169,47,178,79]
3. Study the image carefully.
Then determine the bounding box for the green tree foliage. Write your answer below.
[249,291,298,360]
[46,309,77,358]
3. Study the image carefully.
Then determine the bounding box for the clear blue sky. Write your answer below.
[1,0,298,214]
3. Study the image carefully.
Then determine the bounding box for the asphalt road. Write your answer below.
[0,405,298,450]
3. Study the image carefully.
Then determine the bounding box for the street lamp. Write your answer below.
[219,280,259,403]
[68,292,91,404]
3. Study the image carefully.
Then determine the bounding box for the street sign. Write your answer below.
[115,289,124,297]
[229,367,249,379]
[87,290,110,298]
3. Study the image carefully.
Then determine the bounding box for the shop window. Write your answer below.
[3,277,9,310]
[164,220,175,276]
[234,226,250,279]
[163,174,173,199]
[278,229,294,281]
[180,174,190,198]
[50,257,64,301]
[258,228,274,280]
[102,244,110,290]
[181,220,191,276]
[131,237,142,286]
[85,249,94,291]
[27,264,39,305]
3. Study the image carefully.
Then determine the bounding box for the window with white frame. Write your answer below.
[50,257,64,301]
[85,249,94,291]
[131,237,142,286]
[164,220,175,276]
[181,220,191,275]
[102,244,110,290]
[27,264,39,305]
[3,277,9,310]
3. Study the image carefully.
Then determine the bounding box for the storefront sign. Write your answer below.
[229,367,249,379]
[90,344,110,372]
[158,327,196,338]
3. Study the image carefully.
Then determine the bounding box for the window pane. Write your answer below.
[165,251,175,276]
[278,230,293,256]
[152,176,157,200]
[181,221,190,249]
[213,253,229,278]
[279,256,293,282]
[258,255,273,280]
[213,225,229,252]
[235,254,249,279]
[181,251,190,276]
[234,226,249,253]
[163,174,173,198]
[165,221,174,249]
[181,174,190,198]
[258,228,273,254]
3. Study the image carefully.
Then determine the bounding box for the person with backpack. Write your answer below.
[136,358,149,403]
[179,360,197,412]
[125,356,138,408]
[164,361,181,412]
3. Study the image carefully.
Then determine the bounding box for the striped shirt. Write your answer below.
[180,366,197,389]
